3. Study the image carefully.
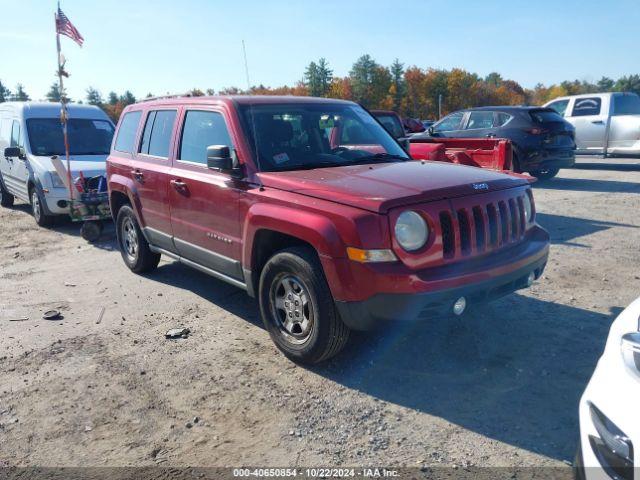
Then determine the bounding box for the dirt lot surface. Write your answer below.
[1,156,639,471]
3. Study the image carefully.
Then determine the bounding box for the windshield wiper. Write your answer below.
[348,153,409,165]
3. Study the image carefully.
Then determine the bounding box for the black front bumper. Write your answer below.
[335,251,548,331]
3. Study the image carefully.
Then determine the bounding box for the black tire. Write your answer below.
[81,221,103,243]
[0,179,14,208]
[529,167,559,181]
[115,205,160,273]
[30,187,54,227]
[258,246,350,364]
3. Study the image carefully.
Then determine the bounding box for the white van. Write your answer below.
[544,92,640,156]
[0,102,114,226]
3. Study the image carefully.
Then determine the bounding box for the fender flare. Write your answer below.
[108,174,145,227]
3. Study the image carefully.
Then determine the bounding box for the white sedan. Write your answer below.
[575,297,640,479]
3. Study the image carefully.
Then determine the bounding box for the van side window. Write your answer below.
[147,110,177,158]
[179,111,233,164]
[10,121,22,147]
[114,111,142,153]
[571,98,601,117]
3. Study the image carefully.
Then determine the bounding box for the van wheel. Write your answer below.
[0,181,14,208]
[116,205,160,273]
[530,167,559,181]
[30,188,53,227]
[258,246,350,364]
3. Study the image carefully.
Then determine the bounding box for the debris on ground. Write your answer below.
[42,310,62,320]
[96,307,105,324]
[165,327,190,339]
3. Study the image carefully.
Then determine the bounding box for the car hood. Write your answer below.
[258,161,530,213]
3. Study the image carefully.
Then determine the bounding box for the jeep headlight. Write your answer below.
[50,172,66,188]
[395,211,429,251]
[523,191,534,222]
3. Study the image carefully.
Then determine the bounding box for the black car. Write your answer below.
[419,106,576,180]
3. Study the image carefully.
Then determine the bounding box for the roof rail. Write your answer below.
[139,92,197,103]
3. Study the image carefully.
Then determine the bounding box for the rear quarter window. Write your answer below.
[529,110,566,123]
[113,110,142,153]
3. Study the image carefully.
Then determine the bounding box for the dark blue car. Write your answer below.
[419,106,576,180]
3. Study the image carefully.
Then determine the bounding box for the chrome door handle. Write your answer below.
[170,179,187,191]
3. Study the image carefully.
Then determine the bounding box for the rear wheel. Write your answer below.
[258,246,350,364]
[30,188,54,227]
[529,167,559,181]
[0,180,14,208]
[116,205,160,273]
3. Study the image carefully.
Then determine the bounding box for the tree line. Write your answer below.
[2,54,640,121]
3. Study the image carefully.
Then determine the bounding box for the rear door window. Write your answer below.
[613,94,640,116]
[138,110,177,158]
[465,111,494,130]
[571,97,602,117]
[547,99,569,116]
[434,112,464,132]
[179,111,234,165]
[114,111,142,153]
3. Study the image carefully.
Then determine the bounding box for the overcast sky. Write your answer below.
[1,0,639,101]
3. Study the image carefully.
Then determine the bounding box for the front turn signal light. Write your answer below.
[346,247,397,263]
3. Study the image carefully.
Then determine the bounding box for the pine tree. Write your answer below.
[0,80,11,103]
[12,84,30,101]
[108,91,119,105]
[86,87,103,106]
[390,59,405,111]
[119,91,136,106]
[45,82,69,102]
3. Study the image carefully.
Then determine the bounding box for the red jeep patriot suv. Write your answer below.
[107,96,549,364]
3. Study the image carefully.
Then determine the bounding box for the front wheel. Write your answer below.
[258,246,350,364]
[30,188,54,227]
[529,167,559,181]
[116,205,160,273]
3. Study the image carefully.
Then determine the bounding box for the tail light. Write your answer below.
[523,127,548,135]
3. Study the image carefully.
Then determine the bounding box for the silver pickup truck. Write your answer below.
[544,92,640,156]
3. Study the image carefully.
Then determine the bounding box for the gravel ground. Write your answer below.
[1,156,639,471]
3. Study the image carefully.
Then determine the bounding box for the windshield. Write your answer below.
[26,118,114,156]
[239,103,409,172]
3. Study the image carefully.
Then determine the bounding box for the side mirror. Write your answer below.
[206,145,233,171]
[427,126,435,136]
[4,146,25,159]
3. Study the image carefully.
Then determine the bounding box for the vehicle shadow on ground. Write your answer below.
[574,160,640,172]
[146,258,617,462]
[146,261,264,329]
[536,212,638,247]
[316,295,621,462]
[9,202,116,251]
[534,177,640,194]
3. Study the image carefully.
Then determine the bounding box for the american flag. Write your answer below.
[55,7,84,47]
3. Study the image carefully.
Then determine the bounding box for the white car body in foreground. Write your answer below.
[577,297,640,479]
[0,102,113,223]
[544,92,640,156]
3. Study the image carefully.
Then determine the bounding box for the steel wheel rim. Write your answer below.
[270,274,313,345]
[121,217,138,262]
[31,192,41,222]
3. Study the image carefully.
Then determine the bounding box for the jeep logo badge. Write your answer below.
[472,183,489,190]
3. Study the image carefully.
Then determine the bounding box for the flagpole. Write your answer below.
[55,6,73,201]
